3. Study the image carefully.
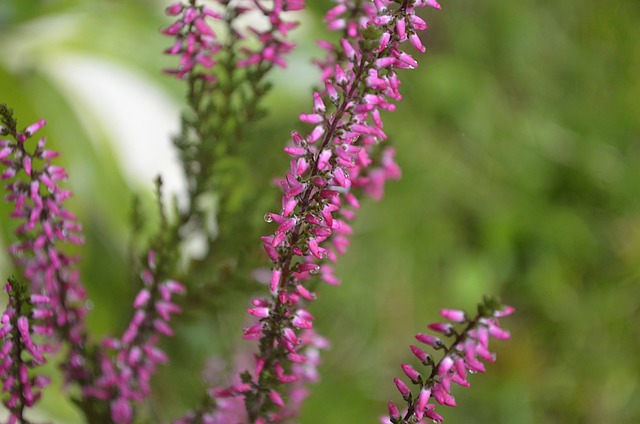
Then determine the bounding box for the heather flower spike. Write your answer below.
[163,0,303,249]
[384,298,514,423]
[1,105,183,422]
[0,104,89,384]
[86,251,185,424]
[0,278,52,423]
[208,0,439,421]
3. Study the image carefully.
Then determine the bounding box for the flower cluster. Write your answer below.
[0,1,518,422]
[1,106,185,423]
[235,0,302,69]
[386,299,514,423]
[0,105,89,384]
[163,1,223,80]
[0,278,52,424]
[163,1,305,246]
[84,251,185,424]
[163,0,302,80]
[205,0,443,421]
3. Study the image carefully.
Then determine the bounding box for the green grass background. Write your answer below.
[1,0,639,423]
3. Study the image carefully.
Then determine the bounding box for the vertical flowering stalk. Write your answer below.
[0,104,89,385]
[195,0,442,422]
[83,251,185,424]
[386,298,514,423]
[163,0,303,239]
[1,105,183,422]
[0,104,118,421]
[162,3,308,416]
[0,278,52,424]
[160,3,308,329]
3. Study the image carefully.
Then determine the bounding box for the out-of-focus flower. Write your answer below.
[0,104,89,385]
[84,251,185,424]
[0,279,52,423]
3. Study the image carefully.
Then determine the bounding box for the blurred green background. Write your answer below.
[1,0,639,423]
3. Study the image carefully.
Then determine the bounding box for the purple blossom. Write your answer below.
[384,301,514,423]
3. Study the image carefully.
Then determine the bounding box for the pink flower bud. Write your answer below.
[247,307,270,318]
[270,268,281,292]
[269,390,285,408]
[0,147,11,160]
[165,2,184,15]
[111,398,132,424]
[487,324,511,340]
[24,120,46,136]
[415,387,431,420]
[393,377,410,398]
[133,289,151,308]
[440,308,466,322]
[428,322,453,334]
[313,92,326,113]
[282,327,299,345]
[425,0,442,9]
[243,323,263,340]
[416,333,442,348]
[401,363,420,381]
[438,356,454,377]
[292,315,313,329]
[388,401,400,420]
[409,33,426,53]
[299,113,324,124]
[494,305,516,317]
